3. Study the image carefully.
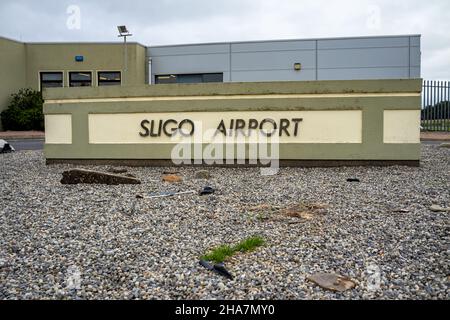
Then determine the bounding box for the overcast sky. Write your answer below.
[0,0,449,80]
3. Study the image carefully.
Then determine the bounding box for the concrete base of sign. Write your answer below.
[46,159,420,167]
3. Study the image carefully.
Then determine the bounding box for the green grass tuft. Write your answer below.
[201,236,265,263]
[234,236,265,252]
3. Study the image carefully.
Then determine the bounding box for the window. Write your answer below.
[69,72,92,87]
[155,73,223,84]
[98,71,121,86]
[40,72,63,89]
[155,75,177,84]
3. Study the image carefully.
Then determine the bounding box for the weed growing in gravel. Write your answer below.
[202,236,265,263]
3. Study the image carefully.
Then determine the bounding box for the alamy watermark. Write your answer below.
[165,121,281,176]
[365,263,382,291]
[66,5,81,30]
[66,265,82,291]
[366,5,382,30]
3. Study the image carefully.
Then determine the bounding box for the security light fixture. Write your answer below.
[117,25,130,36]
[294,63,302,71]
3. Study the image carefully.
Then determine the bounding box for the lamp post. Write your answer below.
[117,26,132,85]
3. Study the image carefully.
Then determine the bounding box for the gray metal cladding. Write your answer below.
[147,35,421,82]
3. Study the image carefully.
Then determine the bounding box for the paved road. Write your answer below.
[422,140,446,145]
[3,138,446,152]
[7,139,44,151]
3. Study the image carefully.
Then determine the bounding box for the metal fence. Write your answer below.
[422,80,450,132]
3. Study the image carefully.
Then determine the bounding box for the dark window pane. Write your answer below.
[69,72,92,87]
[98,72,121,81]
[155,73,223,84]
[202,73,223,83]
[40,72,63,90]
[70,72,91,81]
[155,75,177,84]
[177,74,203,83]
[98,71,121,86]
[42,73,63,81]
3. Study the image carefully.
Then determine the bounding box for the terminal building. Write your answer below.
[0,34,421,130]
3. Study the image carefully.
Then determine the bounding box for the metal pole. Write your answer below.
[433,81,436,131]
[438,81,442,131]
[124,35,127,85]
[426,80,431,131]
[444,81,450,131]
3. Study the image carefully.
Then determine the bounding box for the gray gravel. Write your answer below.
[0,145,449,300]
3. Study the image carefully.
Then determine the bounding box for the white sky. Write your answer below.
[0,0,449,80]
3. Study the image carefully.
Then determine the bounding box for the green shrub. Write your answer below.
[1,88,44,131]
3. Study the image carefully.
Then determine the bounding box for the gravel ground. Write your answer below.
[0,145,449,300]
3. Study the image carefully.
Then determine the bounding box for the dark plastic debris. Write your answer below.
[199,260,233,280]
[199,259,214,271]
[346,178,360,182]
[213,263,234,280]
[199,186,215,196]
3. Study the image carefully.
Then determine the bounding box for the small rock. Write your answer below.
[0,258,8,268]
[162,174,182,183]
[61,169,141,185]
[392,209,410,213]
[439,143,450,148]
[199,186,215,196]
[195,170,211,179]
[163,170,180,175]
[307,273,356,292]
[429,205,450,212]
[104,249,119,256]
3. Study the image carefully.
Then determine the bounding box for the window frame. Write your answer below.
[97,71,122,86]
[39,71,64,91]
[68,71,93,87]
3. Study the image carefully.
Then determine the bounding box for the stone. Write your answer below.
[429,205,450,212]
[195,170,211,179]
[307,273,356,292]
[163,170,180,175]
[162,174,182,183]
[199,186,215,196]
[107,168,128,174]
[392,209,410,213]
[439,143,450,148]
[0,258,8,268]
[60,169,141,185]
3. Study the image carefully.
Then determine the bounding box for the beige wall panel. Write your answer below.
[383,110,420,144]
[45,114,72,144]
[89,111,362,144]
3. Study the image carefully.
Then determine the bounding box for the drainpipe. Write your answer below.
[148,57,152,85]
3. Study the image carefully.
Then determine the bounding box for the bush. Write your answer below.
[1,88,44,131]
